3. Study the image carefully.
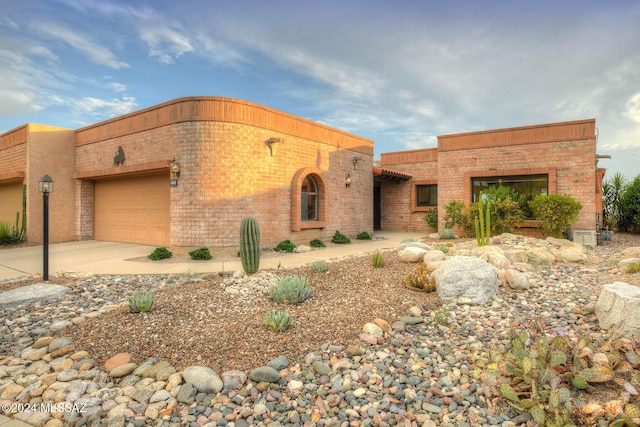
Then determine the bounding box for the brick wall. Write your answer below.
[380,119,599,235]
[74,97,374,247]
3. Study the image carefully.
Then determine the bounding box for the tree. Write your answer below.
[619,175,640,231]
[602,172,627,230]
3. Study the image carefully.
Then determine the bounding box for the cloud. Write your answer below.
[107,82,126,93]
[32,21,129,69]
[73,95,138,118]
[138,25,194,64]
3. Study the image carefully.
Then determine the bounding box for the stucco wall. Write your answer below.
[74,97,374,247]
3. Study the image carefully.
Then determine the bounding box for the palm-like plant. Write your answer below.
[603,172,627,230]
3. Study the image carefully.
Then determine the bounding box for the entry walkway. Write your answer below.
[0,231,426,283]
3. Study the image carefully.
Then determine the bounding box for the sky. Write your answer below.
[1,0,639,181]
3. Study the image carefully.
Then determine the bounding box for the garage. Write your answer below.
[0,182,23,225]
[94,174,169,246]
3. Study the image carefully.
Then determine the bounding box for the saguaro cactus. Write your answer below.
[240,217,261,274]
[475,192,491,247]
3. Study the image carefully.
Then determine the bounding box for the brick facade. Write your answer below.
[380,119,604,235]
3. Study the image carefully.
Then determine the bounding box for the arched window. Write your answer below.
[301,175,319,221]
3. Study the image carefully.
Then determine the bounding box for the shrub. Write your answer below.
[439,229,455,239]
[403,264,436,292]
[626,260,640,274]
[603,172,628,230]
[372,251,384,268]
[189,247,212,260]
[270,275,311,304]
[310,261,328,273]
[529,194,582,237]
[434,244,449,253]
[148,247,172,261]
[331,230,351,244]
[0,221,22,245]
[620,175,640,231]
[264,310,291,332]
[309,238,326,248]
[424,209,438,229]
[274,239,296,253]
[128,292,155,313]
[443,200,469,230]
[401,237,417,243]
[356,231,372,240]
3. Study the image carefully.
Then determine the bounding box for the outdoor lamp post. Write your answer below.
[38,175,54,281]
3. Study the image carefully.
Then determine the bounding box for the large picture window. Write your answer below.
[301,175,319,221]
[472,174,548,217]
[416,184,438,207]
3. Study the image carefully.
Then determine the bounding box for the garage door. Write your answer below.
[94,174,169,246]
[0,182,23,224]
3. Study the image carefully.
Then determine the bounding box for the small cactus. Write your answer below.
[264,310,291,332]
[403,264,435,292]
[310,261,327,273]
[270,275,311,304]
[372,251,384,268]
[499,383,520,402]
[128,292,155,313]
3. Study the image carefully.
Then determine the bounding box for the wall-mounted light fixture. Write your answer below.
[170,159,180,187]
[352,156,364,170]
[345,173,352,188]
[266,137,284,156]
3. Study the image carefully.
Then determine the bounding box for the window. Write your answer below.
[471,174,548,218]
[301,175,319,221]
[416,184,438,207]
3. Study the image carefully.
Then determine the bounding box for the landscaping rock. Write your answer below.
[596,282,640,340]
[249,366,280,383]
[398,246,428,262]
[618,258,640,270]
[182,366,223,393]
[432,256,498,305]
[472,246,511,269]
[525,247,555,265]
[423,250,446,263]
[620,247,640,259]
[504,269,530,290]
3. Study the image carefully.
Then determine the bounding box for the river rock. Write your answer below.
[249,366,280,383]
[432,256,498,305]
[525,247,555,265]
[398,246,429,263]
[620,247,640,259]
[504,269,530,290]
[595,282,640,340]
[183,366,223,393]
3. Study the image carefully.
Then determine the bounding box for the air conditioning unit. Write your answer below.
[573,230,597,247]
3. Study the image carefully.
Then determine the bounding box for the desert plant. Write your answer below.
[401,237,417,243]
[439,229,455,239]
[270,275,311,304]
[443,200,470,230]
[620,175,640,231]
[148,247,172,261]
[529,194,582,237]
[274,239,296,253]
[264,310,291,332]
[434,244,449,253]
[189,247,212,260]
[331,230,351,244]
[0,221,21,245]
[372,251,384,268]
[487,321,638,426]
[603,172,628,231]
[309,238,326,248]
[403,264,436,292]
[626,260,640,274]
[356,231,372,240]
[474,192,491,246]
[424,209,438,229]
[240,217,261,274]
[128,292,155,313]
[310,261,328,273]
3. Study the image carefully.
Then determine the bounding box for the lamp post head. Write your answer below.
[38,174,54,193]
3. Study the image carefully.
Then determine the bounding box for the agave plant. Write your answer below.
[264,310,291,332]
[270,275,311,304]
[128,292,155,313]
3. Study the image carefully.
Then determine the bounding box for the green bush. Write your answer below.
[434,244,449,253]
[189,247,212,260]
[439,229,455,239]
[128,292,155,313]
[331,230,351,244]
[400,237,417,243]
[309,238,326,248]
[270,275,311,304]
[148,247,172,261]
[356,231,372,240]
[626,260,640,274]
[443,200,470,231]
[620,175,640,231]
[310,261,328,273]
[274,239,296,253]
[529,194,582,237]
[424,209,438,229]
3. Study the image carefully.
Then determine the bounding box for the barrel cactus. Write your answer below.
[240,217,261,274]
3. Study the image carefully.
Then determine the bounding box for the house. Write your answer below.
[0,98,605,247]
[376,118,605,238]
[0,97,373,247]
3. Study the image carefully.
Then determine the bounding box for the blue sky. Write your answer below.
[1,0,639,180]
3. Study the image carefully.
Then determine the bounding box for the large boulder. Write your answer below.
[595,282,640,340]
[431,256,498,305]
[525,247,555,265]
[557,246,588,263]
[398,246,429,263]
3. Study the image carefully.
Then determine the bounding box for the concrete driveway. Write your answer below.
[0,232,426,282]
